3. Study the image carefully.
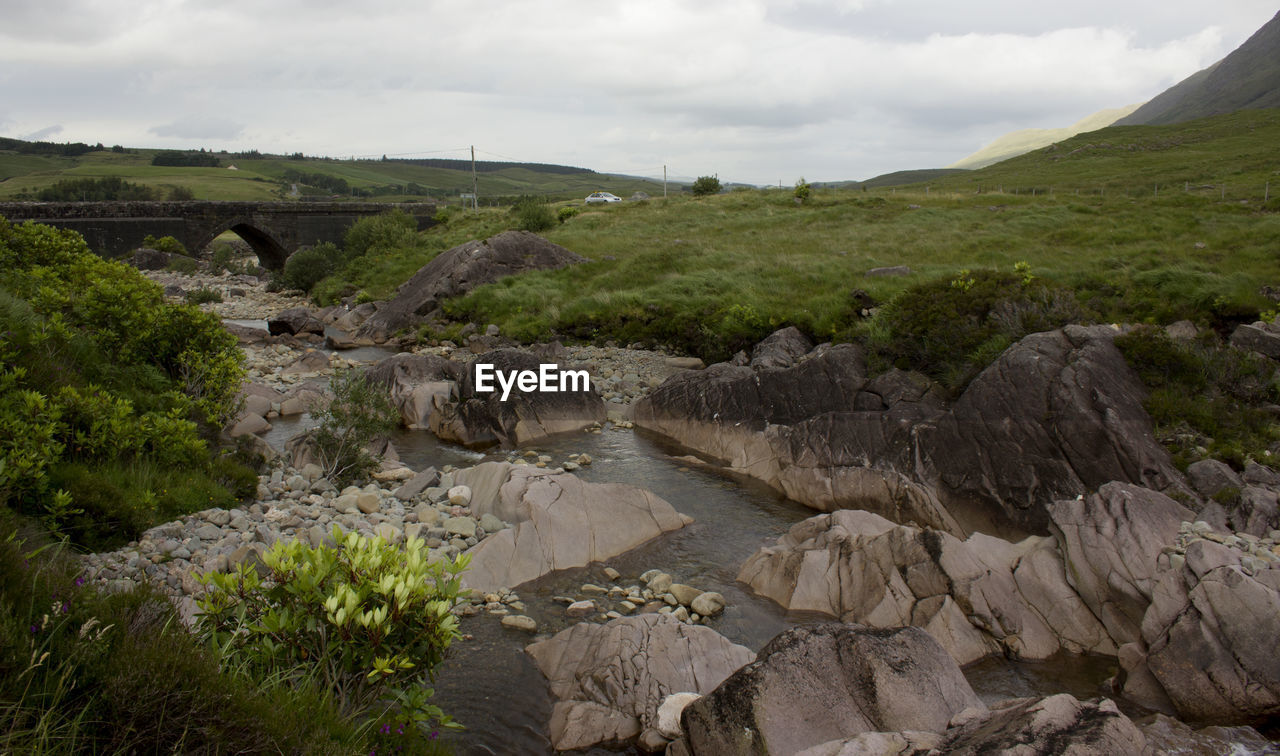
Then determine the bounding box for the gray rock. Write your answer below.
[429,349,607,448]
[500,614,538,632]
[1187,458,1244,498]
[393,466,439,501]
[355,492,380,514]
[749,326,813,369]
[267,307,324,336]
[938,695,1146,754]
[443,517,476,538]
[454,463,692,592]
[656,693,700,739]
[690,592,726,617]
[1230,322,1280,359]
[679,624,983,755]
[526,614,753,752]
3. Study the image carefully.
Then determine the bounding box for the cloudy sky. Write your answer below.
[1,1,1275,184]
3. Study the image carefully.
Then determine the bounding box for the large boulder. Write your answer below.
[679,624,984,755]
[635,325,1189,537]
[366,353,463,429]
[267,307,325,336]
[429,349,605,447]
[1047,482,1194,646]
[525,614,752,751]
[354,231,588,342]
[453,462,692,592]
[1120,528,1280,723]
[738,509,1114,664]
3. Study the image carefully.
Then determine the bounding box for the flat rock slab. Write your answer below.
[455,462,692,592]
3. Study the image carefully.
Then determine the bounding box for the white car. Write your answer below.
[584,192,622,204]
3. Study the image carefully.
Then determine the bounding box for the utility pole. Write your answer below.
[470,145,479,211]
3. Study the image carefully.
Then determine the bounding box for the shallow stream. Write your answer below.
[252,331,1117,754]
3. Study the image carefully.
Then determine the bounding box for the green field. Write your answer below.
[0,147,668,203]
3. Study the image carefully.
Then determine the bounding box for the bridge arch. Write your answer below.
[191,219,291,271]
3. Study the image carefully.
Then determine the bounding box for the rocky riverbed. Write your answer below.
[118,264,1280,754]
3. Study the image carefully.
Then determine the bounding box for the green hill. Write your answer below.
[948,104,1142,169]
[0,142,667,203]
[1116,10,1280,126]
[926,107,1280,197]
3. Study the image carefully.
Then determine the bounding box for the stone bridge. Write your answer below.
[0,201,438,270]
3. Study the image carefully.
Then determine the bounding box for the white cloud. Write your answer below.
[0,1,1274,182]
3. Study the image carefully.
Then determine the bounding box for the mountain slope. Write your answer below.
[1116,10,1280,126]
[949,104,1142,169]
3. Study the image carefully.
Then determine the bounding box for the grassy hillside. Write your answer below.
[0,145,667,203]
[1117,10,1280,126]
[924,108,1280,197]
[948,104,1142,169]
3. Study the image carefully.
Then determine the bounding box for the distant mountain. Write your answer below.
[948,105,1142,170]
[1116,10,1280,126]
[816,168,970,190]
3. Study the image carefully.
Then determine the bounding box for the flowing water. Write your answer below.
[249,331,1118,754]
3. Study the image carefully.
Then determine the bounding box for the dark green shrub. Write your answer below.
[1116,326,1280,468]
[343,210,418,258]
[184,286,222,305]
[280,242,344,293]
[165,255,199,274]
[142,234,187,255]
[794,177,812,203]
[513,198,556,232]
[862,267,1083,391]
[557,206,581,223]
[691,176,722,196]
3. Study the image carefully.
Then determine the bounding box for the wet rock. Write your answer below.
[500,614,538,633]
[1047,482,1193,646]
[455,463,692,592]
[679,624,983,755]
[738,509,1110,663]
[430,350,607,448]
[526,613,752,751]
[937,694,1146,754]
[1120,537,1280,722]
[1230,322,1280,359]
[267,307,324,336]
[366,353,462,429]
[749,326,813,369]
[1187,459,1244,498]
[635,326,1190,537]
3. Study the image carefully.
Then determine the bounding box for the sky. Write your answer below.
[1,1,1276,185]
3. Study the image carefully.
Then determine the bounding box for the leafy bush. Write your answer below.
[0,218,245,542]
[197,528,469,738]
[0,531,368,753]
[1115,327,1280,468]
[165,255,199,274]
[184,286,223,305]
[557,206,581,223]
[861,265,1083,391]
[343,210,419,258]
[308,369,400,487]
[512,197,556,232]
[691,176,722,196]
[794,177,812,203]
[141,234,187,256]
[281,242,345,293]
